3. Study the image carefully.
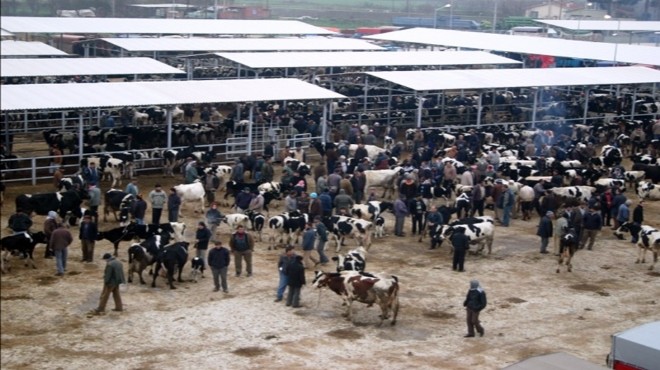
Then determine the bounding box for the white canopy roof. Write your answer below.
[0,78,345,111]
[0,16,334,36]
[101,37,384,52]
[366,66,660,91]
[535,20,660,32]
[1,40,68,57]
[129,3,195,8]
[1,29,13,37]
[214,50,522,69]
[366,28,660,66]
[0,57,184,78]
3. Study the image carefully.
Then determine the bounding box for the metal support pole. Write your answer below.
[416,94,424,128]
[363,75,368,113]
[322,102,328,144]
[236,103,241,122]
[186,59,193,80]
[582,88,590,125]
[166,107,173,150]
[531,88,539,129]
[78,115,84,160]
[61,111,66,130]
[4,113,10,153]
[23,110,28,133]
[237,65,241,79]
[31,158,36,186]
[97,107,101,126]
[653,83,658,119]
[247,104,254,155]
[630,88,637,120]
[476,92,483,128]
[387,85,392,125]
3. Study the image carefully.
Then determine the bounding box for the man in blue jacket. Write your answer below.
[207,240,230,293]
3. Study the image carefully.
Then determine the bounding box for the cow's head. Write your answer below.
[312,271,330,288]
[613,222,632,240]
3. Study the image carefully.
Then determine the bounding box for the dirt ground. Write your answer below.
[1,158,659,370]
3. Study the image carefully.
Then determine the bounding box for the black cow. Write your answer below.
[127,233,171,284]
[1,232,48,273]
[332,246,367,272]
[16,192,83,225]
[103,189,135,223]
[152,241,190,289]
[58,174,86,194]
[245,210,265,242]
[99,222,185,256]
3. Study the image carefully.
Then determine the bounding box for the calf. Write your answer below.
[1,232,47,273]
[557,228,579,273]
[637,181,660,200]
[332,246,367,272]
[103,189,135,224]
[223,213,250,231]
[374,216,385,238]
[126,234,168,284]
[152,241,190,289]
[173,181,205,214]
[324,216,373,252]
[364,167,402,199]
[454,193,471,219]
[245,210,265,242]
[268,211,308,245]
[351,201,393,221]
[189,257,204,282]
[635,226,660,271]
[312,270,400,326]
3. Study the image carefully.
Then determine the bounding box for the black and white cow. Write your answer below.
[1,232,48,273]
[351,201,393,221]
[635,226,660,271]
[557,228,579,273]
[99,222,186,256]
[637,181,660,200]
[550,186,596,204]
[152,241,190,289]
[103,189,135,224]
[323,215,373,252]
[16,191,83,225]
[189,257,204,282]
[268,211,308,246]
[332,246,367,272]
[245,210,266,242]
[435,221,495,255]
[594,178,626,193]
[127,233,170,284]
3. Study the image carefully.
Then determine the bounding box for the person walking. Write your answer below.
[427,206,444,250]
[87,183,101,224]
[204,172,220,206]
[616,199,632,230]
[92,253,126,314]
[229,225,254,277]
[580,206,602,250]
[275,246,296,302]
[611,188,627,229]
[394,195,409,237]
[286,255,306,308]
[537,211,554,254]
[208,240,230,293]
[451,228,469,272]
[149,184,167,225]
[43,210,59,259]
[631,200,644,243]
[351,169,366,204]
[167,187,181,222]
[133,194,147,225]
[49,224,73,277]
[261,156,274,183]
[319,189,333,217]
[79,214,98,263]
[463,280,487,338]
[194,222,212,277]
[600,187,614,227]
[301,222,319,269]
[314,216,330,266]
[284,191,298,213]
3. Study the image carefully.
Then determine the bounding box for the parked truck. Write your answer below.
[608,321,660,370]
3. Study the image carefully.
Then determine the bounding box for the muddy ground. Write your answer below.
[1,157,659,370]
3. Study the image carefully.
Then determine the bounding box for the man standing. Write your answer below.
[537,211,554,254]
[125,178,139,197]
[167,187,181,222]
[286,255,306,308]
[319,189,333,217]
[79,214,98,263]
[351,169,366,204]
[92,253,126,314]
[194,222,212,277]
[133,194,147,225]
[87,183,101,224]
[394,195,409,237]
[185,160,199,184]
[580,206,602,250]
[631,200,644,244]
[470,179,485,217]
[49,224,73,277]
[409,194,426,236]
[616,199,632,230]
[83,162,100,186]
[426,206,444,250]
[333,189,354,215]
[487,147,500,172]
[204,172,220,206]
[149,184,167,225]
[207,240,230,293]
[301,222,319,269]
[43,211,59,259]
[229,225,254,277]
[463,280,487,338]
[451,228,469,272]
[314,216,330,266]
[275,246,296,302]
[231,158,244,186]
[235,187,253,213]
[261,156,274,183]
[501,183,515,227]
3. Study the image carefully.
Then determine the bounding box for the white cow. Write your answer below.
[437,221,495,255]
[364,167,402,199]
[637,182,660,200]
[348,144,388,160]
[173,181,205,214]
[551,186,596,203]
[222,213,250,231]
[635,225,660,270]
[203,165,232,192]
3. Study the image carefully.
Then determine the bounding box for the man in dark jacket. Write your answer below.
[286,255,306,308]
[9,209,33,234]
[132,195,147,225]
[194,222,212,277]
[537,211,554,254]
[580,206,602,250]
[314,216,330,265]
[167,188,181,222]
[92,253,126,314]
[351,169,366,204]
[49,224,73,276]
[319,189,333,217]
[631,200,644,243]
[275,246,296,302]
[207,240,230,293]
[451,228,469,272]
[229,225,254,277]
[394,195,409,237]
[79,214,98,262]
[409,194,427,236]
[463,280,487,337]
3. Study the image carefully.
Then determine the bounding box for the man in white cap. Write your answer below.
[463,280,487,337]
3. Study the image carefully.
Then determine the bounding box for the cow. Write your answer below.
[99,222,186,256]
[351,201,393,221]
[15,192,83,226]
[268,212,308,245]
[173,181,206,214]
[312,270,400,326]
[550,186,597,205]
[594,178,626,194]
[435,221,495,255]
[557,228,579,273]
[202,165,232,192]
[324,216,373,252]
[152,241,190,289]
[374,216,385,238]
[103,189,135,224]
[364,167,402,199]
[1,232,47,274]
[58,174,86,193]
[222,213,250,231]
[348,144,388,160]
[623,171,646,189]
[189,257,204,283]
[245,210,265,242]
[332,246,367,272]
[637,182,660,200]
[454,193,471,219]
[635,226,660,270]
[101,157,124,188]
[126,234,170,284]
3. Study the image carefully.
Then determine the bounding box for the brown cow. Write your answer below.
[312,270,399,326]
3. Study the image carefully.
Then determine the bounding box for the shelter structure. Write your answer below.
[0,57,184,80]
[535,20,660,32]
[364,66,660,127]
[1,40,68,58]
[0,16,335,36]
[1,29,14,38]
[366,27,660,66]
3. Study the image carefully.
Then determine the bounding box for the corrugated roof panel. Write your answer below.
[0,16,335,35]
[0,78,345,111]
[214,50,522,69]
[101,37,384,52]
[0,57,184,77]
[1,29,14,37]
[536,20,660,32]
[1,40,68,57]
[366,28,660,66]
[367,66,660,91]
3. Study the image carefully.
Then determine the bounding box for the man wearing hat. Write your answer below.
[463,280,487,337]
[79,214,98,263]
[537,211,554,254]
[92,253,126,314]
